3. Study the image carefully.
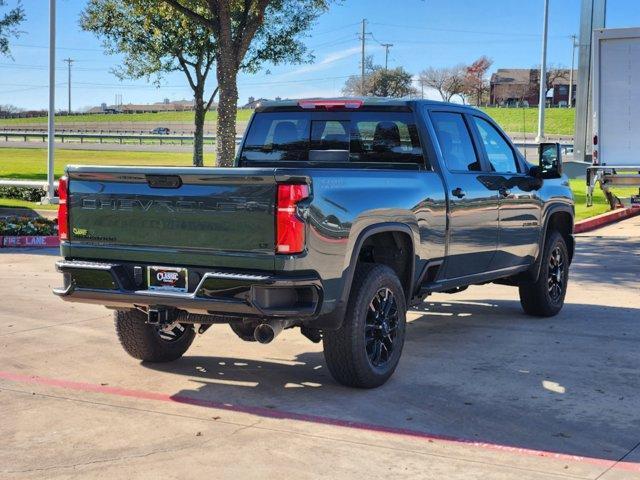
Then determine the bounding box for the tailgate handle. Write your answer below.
[146,175,182,189]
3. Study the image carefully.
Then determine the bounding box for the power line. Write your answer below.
[12,43,106,52]
[369,21,566,38]
[312,21,360,36]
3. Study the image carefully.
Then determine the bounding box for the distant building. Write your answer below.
[489,68,576,107]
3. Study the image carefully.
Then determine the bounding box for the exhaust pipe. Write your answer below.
[253,320,286,344]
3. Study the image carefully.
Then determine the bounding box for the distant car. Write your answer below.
[151,127,170,135]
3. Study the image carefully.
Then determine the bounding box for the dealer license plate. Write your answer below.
[147,266,188,292]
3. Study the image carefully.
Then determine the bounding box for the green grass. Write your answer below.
[570,179,637,221]
[0,197,57,211]
[0,148,207,180]
[480,107,575,136]
[0,109,254,126]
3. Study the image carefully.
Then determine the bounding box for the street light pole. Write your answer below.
[568,35,577,108]
[360,19,366,94]
[45,0,56,204]
[536,0,550,142]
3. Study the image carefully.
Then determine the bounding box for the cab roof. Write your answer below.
[253,97,482,113]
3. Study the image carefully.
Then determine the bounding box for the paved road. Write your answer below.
[1,218,639,479]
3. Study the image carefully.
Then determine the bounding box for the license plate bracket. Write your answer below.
[147,266,188,293]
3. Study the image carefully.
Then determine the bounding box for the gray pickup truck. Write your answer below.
[54,98,574,388]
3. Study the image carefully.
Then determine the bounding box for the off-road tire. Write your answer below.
[114,309,195,362]
[519,230,569,317]
[323,264,407,388]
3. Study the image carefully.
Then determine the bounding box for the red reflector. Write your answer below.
[276,184,309,254]
[298,99,363,110]
[592,149,599,165]
[57,176,69,241]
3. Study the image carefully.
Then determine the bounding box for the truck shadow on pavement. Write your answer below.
[144,298,640,462]
[571,235,640,288]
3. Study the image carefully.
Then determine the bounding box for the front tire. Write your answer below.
[519,230,569,317]
[323,264,407,388]
[114,309,195,362]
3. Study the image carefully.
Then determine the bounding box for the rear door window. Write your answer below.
[241,111,426,166]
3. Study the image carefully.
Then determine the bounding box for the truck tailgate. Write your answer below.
[65,166,277,269]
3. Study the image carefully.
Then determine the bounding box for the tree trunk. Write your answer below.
[193,92,205,167]
[216,72,238,167]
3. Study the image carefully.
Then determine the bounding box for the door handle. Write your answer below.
[451,187,466,199]
[498,188,511,198]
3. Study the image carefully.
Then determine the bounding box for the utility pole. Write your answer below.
[381,43,393,70]
[568,35,577,108]
[63,58,73,114]
[360,19,367,95]
[536,0,550,142]
[45,0,56,204]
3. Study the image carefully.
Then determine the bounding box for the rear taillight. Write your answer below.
[276,184,309,254]
[57,176,68,241]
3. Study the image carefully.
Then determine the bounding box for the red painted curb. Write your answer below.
[0,235,60,248]
[0,370,638,473]
[574,207,640,234]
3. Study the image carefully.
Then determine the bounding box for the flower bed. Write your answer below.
[0,215,59,248]
[0,216,58,236]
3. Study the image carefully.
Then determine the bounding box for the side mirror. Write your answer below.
[538,142,563,178]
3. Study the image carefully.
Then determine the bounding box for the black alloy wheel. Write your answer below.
[365,287,400,368]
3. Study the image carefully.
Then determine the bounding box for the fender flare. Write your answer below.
[531,204,574,282]
[307,222,417,331]
[340,222,416,304]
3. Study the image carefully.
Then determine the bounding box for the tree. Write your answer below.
[0,0,25,57]
[342,64,417,98]
[545,66,570,96]
[160,0,330,166]
[0,103,21,114]
[419,65,466,103]
[463,56,492,106]
[81,1,218,167]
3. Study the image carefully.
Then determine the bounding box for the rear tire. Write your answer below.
[519,230,569,317]
[323,264,407,389]
[114,309,195,362]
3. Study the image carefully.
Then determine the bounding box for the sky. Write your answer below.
[1,0,639,111]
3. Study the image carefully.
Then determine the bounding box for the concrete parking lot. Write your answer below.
[1,217,639,479]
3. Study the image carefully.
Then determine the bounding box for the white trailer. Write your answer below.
[588,27,640,207]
